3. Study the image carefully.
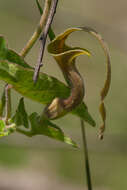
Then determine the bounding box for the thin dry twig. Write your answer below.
[33,0,58,83]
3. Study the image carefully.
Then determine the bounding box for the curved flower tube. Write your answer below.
[46,27,111,139]
[44,28,90,118]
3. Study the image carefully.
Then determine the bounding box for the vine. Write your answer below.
[0,0,111,189]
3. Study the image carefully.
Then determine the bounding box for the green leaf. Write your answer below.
[0,61,95,126]
[16,112,77,147]
[72,103,96,127]
[0,119,15,137]
[0,120,5,132]
[6,49,31,69]
[12,98,29,128]
[29,112,78,147]
[0,32,95,126]
[0,36,31,68]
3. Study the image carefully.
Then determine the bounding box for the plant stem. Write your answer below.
[0,89,6,118]
[5,84,11,124]
[20,0,52,57]
[36,0,55,41]
[33,0,59,82]
[36,0,56,40]
[81,119,93,190]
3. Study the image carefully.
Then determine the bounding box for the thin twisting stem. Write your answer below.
[33,0,59,82]
[81,119,92,190]
[20,0,52,57]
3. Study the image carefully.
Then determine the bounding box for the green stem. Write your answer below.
[5,84,11,124]
[20,0,52,57]
[0,89,6,117]
[81,119,93,190]
[36,0,55,41]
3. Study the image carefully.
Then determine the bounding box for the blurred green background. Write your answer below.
[0,0,127,189]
